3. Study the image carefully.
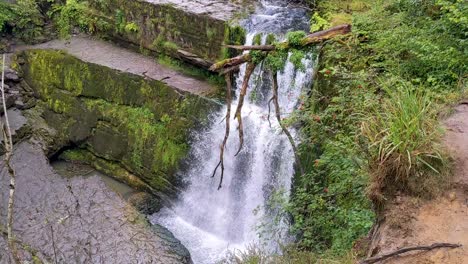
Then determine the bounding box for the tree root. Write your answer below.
[211,73,233,189]
[233,62,256,156]
[271,72,304,175]
[360,243,462,264]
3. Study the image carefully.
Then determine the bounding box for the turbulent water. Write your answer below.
[150,1,316,263]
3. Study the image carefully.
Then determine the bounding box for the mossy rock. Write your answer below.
[17,49,218,197]
[86,0,247,67]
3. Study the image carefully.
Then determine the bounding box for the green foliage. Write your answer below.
[288,0,466,254]
[0,0,45,42]
[291,74,376,252]
[124,22,139,33]
[353,0,467,89]
[310,12,329,32]
[49,0,110,39]
[362,83,449,202]
[264,51,288,72]
[286,30,306,47]
[289,49,306,71]
[0,2,15,32]
[220,244,357,264]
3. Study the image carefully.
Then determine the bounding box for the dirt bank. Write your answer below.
[367,103,468,264]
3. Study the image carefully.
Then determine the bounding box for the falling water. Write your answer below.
[150,1,317,263]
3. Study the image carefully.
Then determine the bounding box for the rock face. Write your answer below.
[0,141,192,263]
[87,0,248,68]
[16,49,218,198]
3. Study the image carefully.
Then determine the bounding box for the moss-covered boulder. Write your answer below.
[17,49,218,197]
[87,0,248,68]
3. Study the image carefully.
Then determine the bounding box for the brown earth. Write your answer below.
[367,103,468,264]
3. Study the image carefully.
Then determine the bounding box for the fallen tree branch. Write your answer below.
[1,54,20,264]
[360,243,462,264]
[225,25,351,52]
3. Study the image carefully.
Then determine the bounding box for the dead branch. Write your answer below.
[271,72,304,175]
[1,54,20,264]
[223,24,351,52]
[301,24,351,45]
[209,53,252,72]
[360,243,462,264]
[211,73,233,190]
[233,63,256,156]
[225,44,276,51]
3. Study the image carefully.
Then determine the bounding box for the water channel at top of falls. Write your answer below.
[150,1,317,263]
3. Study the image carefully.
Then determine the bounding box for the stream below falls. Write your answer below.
[150,1,317,263]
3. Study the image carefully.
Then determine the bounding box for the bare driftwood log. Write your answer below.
[360,243,462,264]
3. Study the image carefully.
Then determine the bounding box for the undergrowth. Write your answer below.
[362,83,450,203]
[284,0,466,257]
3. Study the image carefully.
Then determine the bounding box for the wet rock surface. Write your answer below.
[13,49,218,196]
[15,36,217,96]
[0,141,191,263]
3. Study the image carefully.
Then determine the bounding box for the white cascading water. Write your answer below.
[150,1,317,263]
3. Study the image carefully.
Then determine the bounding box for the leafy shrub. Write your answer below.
[362,83,449,203]
[49,0,110,38]
[0,0,45,42]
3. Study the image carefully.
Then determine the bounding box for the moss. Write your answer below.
[18,49,217,195]
[253,33,262,45]
[60,148,158,192]
[87,0,245,62]
[223,24,246,59]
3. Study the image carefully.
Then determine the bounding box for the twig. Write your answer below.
[50,225,58,264]
[360,243,462,264]
[2,54,20,264]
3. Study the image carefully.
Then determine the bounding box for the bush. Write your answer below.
[0,0,45,42]
[362,82,450,203]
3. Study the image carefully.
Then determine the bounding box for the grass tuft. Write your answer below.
[362,82,450,204]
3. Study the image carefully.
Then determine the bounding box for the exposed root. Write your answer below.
[234,62,256,156]
[271,72,304,175]
[212,73,233,189]
[360,243,462,264]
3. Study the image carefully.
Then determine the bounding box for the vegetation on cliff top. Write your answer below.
[285,0,466,258]
[226,0,466,261]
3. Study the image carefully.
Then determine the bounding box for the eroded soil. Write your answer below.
[368,103,468,264]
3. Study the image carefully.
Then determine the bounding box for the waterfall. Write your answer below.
[150,2,316,263]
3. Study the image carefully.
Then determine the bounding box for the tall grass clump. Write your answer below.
[362,82,450,204]
[219,244,358,264]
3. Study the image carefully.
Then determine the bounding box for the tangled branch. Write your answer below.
[210,24,352,189]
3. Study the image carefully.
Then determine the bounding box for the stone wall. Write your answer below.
[16,49,218,197]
